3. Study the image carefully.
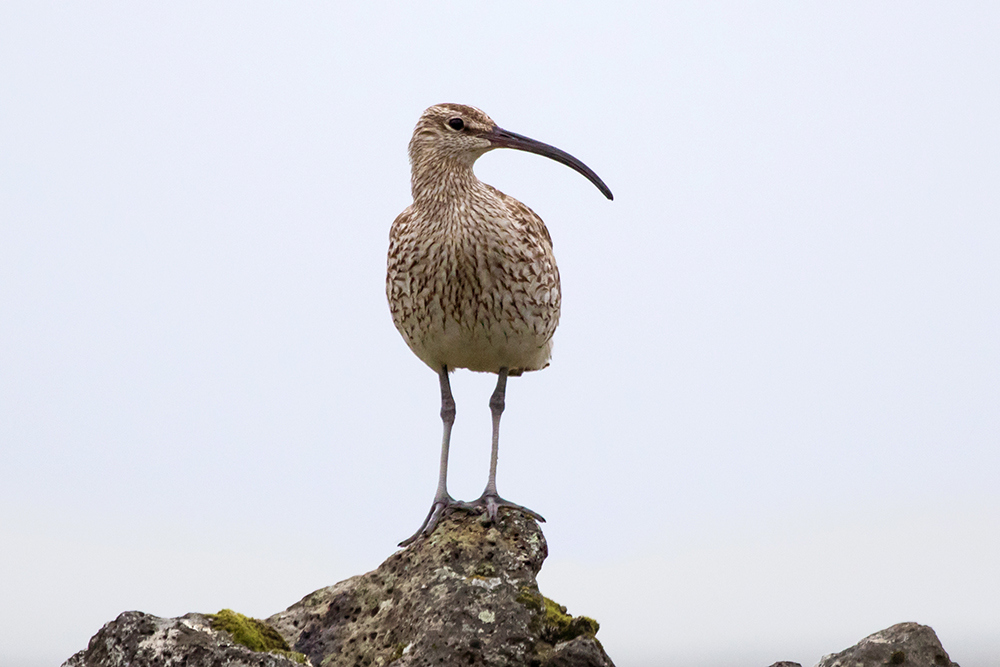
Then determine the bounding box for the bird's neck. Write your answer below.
[410,152,488,210]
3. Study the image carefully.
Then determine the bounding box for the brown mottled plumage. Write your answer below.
[388,104,612,546]
[388,104,561,375]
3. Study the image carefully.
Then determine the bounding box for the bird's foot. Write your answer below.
[457,493,546,525]
[398,494,460,547]
[399,493,545,547]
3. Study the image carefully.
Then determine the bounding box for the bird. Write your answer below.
[387,103,612,546]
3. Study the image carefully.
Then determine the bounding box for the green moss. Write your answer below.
[516,585,544,611]
[890,651,906,665]
[542,597,574,642]
[570,615,600,639]
[388,642,408,663]
[207,609,307,663]
[516,586,600,644]
[474,562,496,577]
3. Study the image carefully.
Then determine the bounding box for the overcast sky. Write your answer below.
[1,3,998,666]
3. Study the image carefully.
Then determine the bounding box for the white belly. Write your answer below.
[387,244,561,374]
[406,314,555,374]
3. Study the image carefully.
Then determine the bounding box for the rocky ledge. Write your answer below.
[63,510,962,667]
[63,510,613,667]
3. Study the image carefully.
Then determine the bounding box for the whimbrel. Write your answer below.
[387,103,612,546]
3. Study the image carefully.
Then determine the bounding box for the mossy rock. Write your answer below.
[516,586,600,644]
[540,597,600,643]
[208,609,307,663]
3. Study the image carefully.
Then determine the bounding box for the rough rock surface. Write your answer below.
[62,611,303,667]
[62,510,613,667]
[61,514,963,667]
[814,623,958,667]
[268,510,612,667]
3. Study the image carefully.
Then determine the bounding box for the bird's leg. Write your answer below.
[483,369,506,500]
[467,368,545,524]
[398,366,458,547]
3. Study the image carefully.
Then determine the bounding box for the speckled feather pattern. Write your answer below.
[387,104,561,375]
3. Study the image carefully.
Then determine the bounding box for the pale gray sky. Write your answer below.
[1,3,998,666]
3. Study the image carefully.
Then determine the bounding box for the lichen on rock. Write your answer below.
[60,512,967,667]
[62,510,613,667]
[62,611,307,667]
[268,509,614,667]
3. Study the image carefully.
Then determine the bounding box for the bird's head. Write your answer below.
[409,103,498,165]
[409,103,613,200]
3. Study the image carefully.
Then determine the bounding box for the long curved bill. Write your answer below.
[488,126,614,201]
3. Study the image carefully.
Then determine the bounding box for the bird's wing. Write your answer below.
[486,186,554,249]
[388,205,414,246]
[386,205,415,309]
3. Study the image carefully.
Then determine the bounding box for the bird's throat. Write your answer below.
[410,158,483,209]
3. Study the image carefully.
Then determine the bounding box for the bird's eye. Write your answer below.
[448,118,465,131]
